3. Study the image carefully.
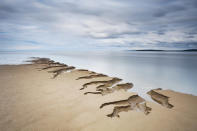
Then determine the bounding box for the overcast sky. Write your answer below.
[0,0,197,51]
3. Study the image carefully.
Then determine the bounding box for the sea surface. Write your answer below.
[0,50,197,98]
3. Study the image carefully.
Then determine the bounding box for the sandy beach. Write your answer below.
[0,59,197,131]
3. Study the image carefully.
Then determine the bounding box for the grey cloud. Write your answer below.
[153,5,186,18]
[155,41,197,49]
[87,31,147,39]
[156,30,165,35]
[0,0,197,50]
[0,4,17,13]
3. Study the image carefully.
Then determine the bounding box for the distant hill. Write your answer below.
[126,49,197,52]
[134,49,164,51]
[183,49,197,52]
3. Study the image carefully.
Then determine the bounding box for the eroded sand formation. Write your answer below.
[113,83,134,91]
[40,64,68,70]
[147,89,174,108]
[100,95,151,117]
[84,87,114,95]
[84,83,133,96]
[27,57,173,118]
[48,62,65,66]
[76,74,108,80]
[48,66,76,78]
[80,77,122,90]
[75,69,89,72]
[26,57,54,64]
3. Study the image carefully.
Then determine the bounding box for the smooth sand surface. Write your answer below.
[0,64,197,131]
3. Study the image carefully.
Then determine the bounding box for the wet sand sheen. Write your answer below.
[0,58,197,131]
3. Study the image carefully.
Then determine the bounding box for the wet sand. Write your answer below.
[0,63,197,131]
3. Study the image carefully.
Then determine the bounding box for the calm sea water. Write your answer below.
[0,51,197,98]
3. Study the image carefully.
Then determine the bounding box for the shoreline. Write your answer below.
[1,51,197,97]
[0,58,197,131]
[1,63,196,97]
